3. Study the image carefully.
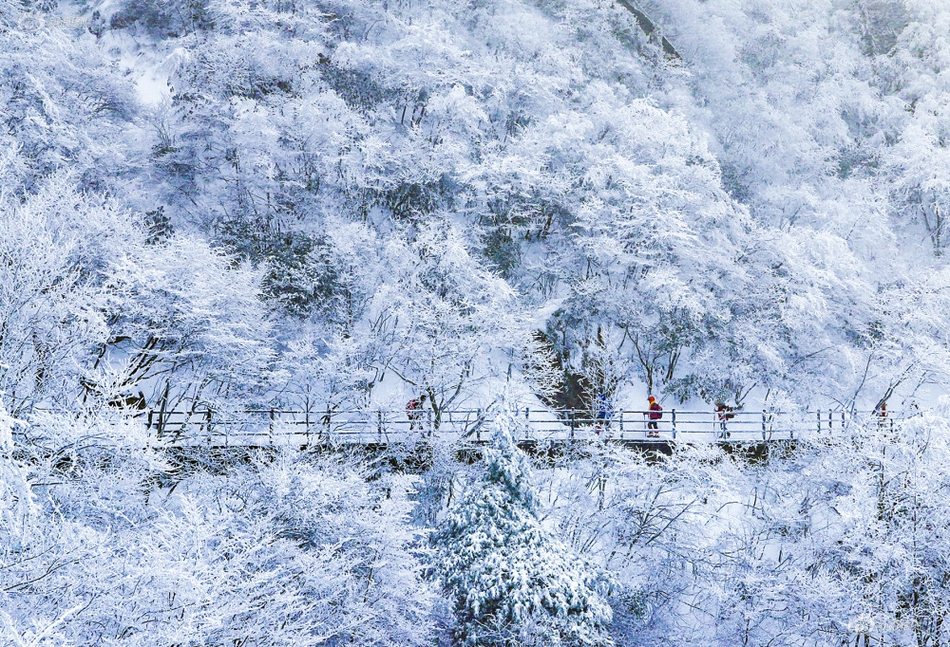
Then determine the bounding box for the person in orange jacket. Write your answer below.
[646,395,663,437]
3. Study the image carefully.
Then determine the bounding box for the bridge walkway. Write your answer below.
[143,408,889,448]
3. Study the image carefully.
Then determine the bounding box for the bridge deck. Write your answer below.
[143,408,887,448]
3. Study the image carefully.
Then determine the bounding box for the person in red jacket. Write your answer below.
[406,393,427,430]
[647,395,662,437]
[716,402,735,438]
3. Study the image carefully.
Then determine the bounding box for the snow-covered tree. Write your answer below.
[433,402,613,646]
[0,178,125,411]
[0,8,136,195]
[814,407,950,646]
[0,397,31,547]
[101,233,276,410]
[1,411,446,646]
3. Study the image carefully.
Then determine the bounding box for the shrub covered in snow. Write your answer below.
[0,410,445,646]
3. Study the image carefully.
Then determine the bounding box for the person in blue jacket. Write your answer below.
[594,393,612,434]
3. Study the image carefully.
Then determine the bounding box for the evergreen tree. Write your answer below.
[433,403,613,647]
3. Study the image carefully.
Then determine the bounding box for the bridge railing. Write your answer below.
[145,407,887,447]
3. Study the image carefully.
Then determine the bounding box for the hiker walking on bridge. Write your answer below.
[716,402,735,438]
[595,393,612,435]
[646,395,662,437]
[875,401,892,432]
[407,393,427,431]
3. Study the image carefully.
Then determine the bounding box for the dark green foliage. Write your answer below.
[144,207,174,245]
[20,0,56,12]
[481,227,521,278]
[537,326,592,412]
[215,218,352,321]
[384,182,439,220]
[852,0,910,57]
[665,374,745,407]
[719,161,753,205]
[483,193,573,242]
[150,120,202,196]
[87,10,107,39]
[377,178,452,221]
[110,0,212,37]
[225,74,295,101]
[318,55,403,113]
[836,143,879,179]
[262,236,350,321]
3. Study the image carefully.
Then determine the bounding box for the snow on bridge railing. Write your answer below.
[143,407,895,448]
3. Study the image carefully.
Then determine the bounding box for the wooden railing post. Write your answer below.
[671,409,676,440]
[146,409,155,442]
[303,408,310,447]
[157,397,167,440]
[762,410,767,441]
[476,408,482,442]
[569,409,575,440]
[269,408,275,445]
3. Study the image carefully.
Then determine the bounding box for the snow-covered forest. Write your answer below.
[3,0,950,644]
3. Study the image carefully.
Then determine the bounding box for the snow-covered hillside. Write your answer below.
[4,0,950,415]
[3,0,950,644]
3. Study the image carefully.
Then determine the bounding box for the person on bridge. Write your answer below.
[407,393,427,430]
[875,401,891,432]
[646,395,662,437]
[875,401,887,418]
[716,402,735,438]
[595,393,612,435]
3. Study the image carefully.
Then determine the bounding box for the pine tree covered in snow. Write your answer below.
[433,404,613,646]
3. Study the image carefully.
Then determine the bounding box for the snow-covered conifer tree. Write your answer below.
[433,402,613,646]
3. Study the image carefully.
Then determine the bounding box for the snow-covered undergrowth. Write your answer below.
[5,404,950,646]
[0,410,446,646]
[533,407,950,646]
